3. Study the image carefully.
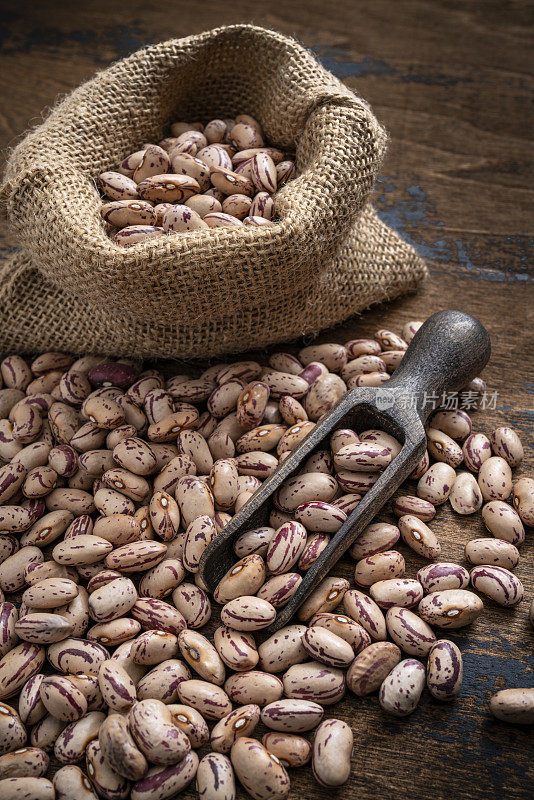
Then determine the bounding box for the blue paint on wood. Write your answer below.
[374,175,533,284]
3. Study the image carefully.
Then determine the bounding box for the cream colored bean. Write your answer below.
[0,777,55,799]
[28,715,65,752]
[105,541,167,573]
[22,580,78,610]
[0,704,27,755]
[88,577,137,622]
[257,573,302,609]
[426,428,464,467]
[131,598,186,635]
[262,732,311,768]
[85,740,129,799]
[52,535,113,566]
[370,578,423,610]
[385,607,436,656]
[135,658,190,703]
[53,765,98,800]
[398,515,441,559]
[260,699,323,732]
[175,477,214,527]
[98,713,147,781]
[138,558,185,599]
[391,494,436,521]
[282,661,344,705]
[301,627,353,668]
[47,638,108,676]
[211,704,260,753]
[297,577,349,621]
[481,501,525,544]
[21,511,74,549]
[478,456,513,501]
[462,432,492,472]
[183,515,217,573]
[54,711,105,764]
[0,747,49,779]
[14,614,73,645]
[129,698,190,764]
[275,474,337,514]
[234,527,274,559]
[39,676,87,722]
[470,565,523,606]
[178,630,225,685]
[264,522,307,576]
[489,688,534,724]
[258,626,307,674]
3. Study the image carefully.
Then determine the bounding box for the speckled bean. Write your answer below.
[379,658,425,717]
[343,589,386,640]
[398,515,441,559]
[417,589,483,628]
[346,641,401,696]
[462,432,492,472]
[490,427,523,468]
[214,555,266,604]
[489,688,534,724]
[354,550,405,587]
[177,680,232,720]
[470,565,523,606]
[465,538,519,569]
[385,607,436,656]
[196,752,235,800]
[54,711,105,763]
[478,457,513,502]
[449,472,483,514]
[417,562,470,593]
[426,639,463,700]
[312,718,352,786]
[391,495,436,521]
[512,477,534,526]
[282,661,345,705]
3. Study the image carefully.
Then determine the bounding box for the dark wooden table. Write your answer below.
[1,2,532,799]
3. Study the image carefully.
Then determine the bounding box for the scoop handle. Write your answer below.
[387,310,491,422]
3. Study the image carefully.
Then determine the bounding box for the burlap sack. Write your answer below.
[0,24,426,358]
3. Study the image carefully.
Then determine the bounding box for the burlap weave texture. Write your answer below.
[0,24,426,358]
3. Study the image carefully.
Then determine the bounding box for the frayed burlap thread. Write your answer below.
[0,25,426,358]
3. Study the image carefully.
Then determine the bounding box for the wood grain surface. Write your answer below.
[0,2,532,799]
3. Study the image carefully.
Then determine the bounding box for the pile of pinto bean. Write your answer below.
[0,317,532,800]
[99,115,294,245]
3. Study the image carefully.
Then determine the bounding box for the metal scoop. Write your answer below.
[199,310,491,632]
